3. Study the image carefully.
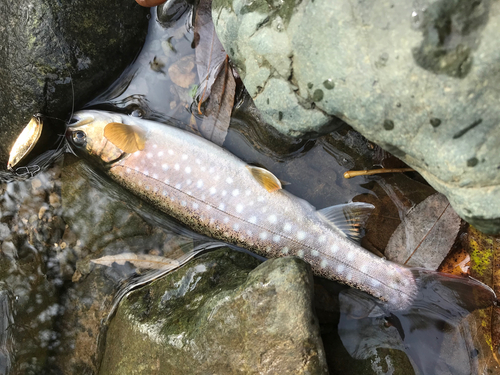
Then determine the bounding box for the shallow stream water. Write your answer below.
[0,6,493,375]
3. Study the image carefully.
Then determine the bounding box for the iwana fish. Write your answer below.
[66,110,496,311]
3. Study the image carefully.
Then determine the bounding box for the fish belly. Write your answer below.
[108,122,417,309]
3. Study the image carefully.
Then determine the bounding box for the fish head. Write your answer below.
[66,110,144,166]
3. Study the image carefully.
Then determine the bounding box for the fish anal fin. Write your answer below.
[247,165,282,192]
[104,122,147,153]
[317,202,375,242]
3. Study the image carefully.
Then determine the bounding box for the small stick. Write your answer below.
[344,168,415,179]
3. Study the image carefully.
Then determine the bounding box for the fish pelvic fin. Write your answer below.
[317,202,374,242]
[104,122,147,153]
[246,165,282,192]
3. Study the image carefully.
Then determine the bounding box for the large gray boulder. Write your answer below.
[99,249,328,375]
[0,0,148,180]
[212,0,500,233]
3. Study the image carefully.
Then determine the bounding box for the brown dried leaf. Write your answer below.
[198,60,235,146]
[91,253,180,270]
[385,193,461,269]
[194,0,227,107]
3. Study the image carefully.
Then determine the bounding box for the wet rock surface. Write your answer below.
[100,248,329,375]
[212,0,500,233]
[0,0,148,179]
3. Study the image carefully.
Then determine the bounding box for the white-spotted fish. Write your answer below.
[66,110,496,311]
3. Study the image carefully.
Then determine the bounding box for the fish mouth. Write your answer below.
[67,112,95,129]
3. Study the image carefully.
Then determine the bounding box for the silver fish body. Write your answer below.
[68,110,418,310]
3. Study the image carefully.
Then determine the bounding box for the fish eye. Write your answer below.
[71,130,87,147]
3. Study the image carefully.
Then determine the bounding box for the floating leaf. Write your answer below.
[197,59,235,146]
[91,253,180,270]
[385,193,461,269]
[193,0,227,111]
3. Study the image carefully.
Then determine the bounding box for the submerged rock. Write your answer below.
[0,0,148,180]
[212,0,500,233]
[100,248,328,375]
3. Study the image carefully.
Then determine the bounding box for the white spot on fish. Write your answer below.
[158,151,164,157]
[267,214,277,224]
[347,252,355,261]
[336,264,345,273]
[219,203,225,210]
[259,232,268,240]
[197,180,204,188]
[175,184,181,189]
[192,203,199,209]
[201,167,206,172]
[201,195,206,200]
[153,174,158,179]
[209,167,215,173]
[185,167,191,174]
[257,196,265,202]
[168,150,174,155]
[164,178,170,184]
[182,154,188,160]
[147,152,153,158]
[284,223,292,232]
[318,235,326,243]
[181,201,187,206]
[222,190,227,197]
[371,279,380,287]
[209,218,215,224]
[186,179,192,185]
[174,164,180,170]
[209,187,216,195]
[232,189,239,197]
[195,159,201,165]
[145,185,150,190]
[297,231,306,240]
[320,259,328,268]
[360,265,368,273]
[144,171,149,176]
[246,230,253,236]
[153,144,157,149]
[126,168,131,173]
[154,186,159,193]
[331,244,339,253]
[347,273,353,281]
[233,223,240,230]
[223,217,229,223]
[245,190,251,196]
[282,247,289,254]
[226,177,233,184]
[162,164,169,171]
[311,250,319,256]
[249,216,257,224]
[236,204,244,213]
[273,235,281,242]
[297,250,304,257]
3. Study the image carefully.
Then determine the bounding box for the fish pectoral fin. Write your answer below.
[317,202,375,242]
[246,165,282,192]
[104,122,147,153]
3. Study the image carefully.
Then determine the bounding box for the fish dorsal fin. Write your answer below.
[317,202,375,242]
[246,165,282,192]
[104,122,146,153]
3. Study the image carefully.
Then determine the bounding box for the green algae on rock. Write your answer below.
[0,0,148,180]
[99,249,328,375]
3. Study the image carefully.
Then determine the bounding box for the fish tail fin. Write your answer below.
[409,268,496,318]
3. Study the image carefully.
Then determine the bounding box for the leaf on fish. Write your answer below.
[384,193,461,269]
[193,0,227,111]
[104,122,147,153]
[247,165,282,192]
[91,253,180,270]
[198,58,235,146]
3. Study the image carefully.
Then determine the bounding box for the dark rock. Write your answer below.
[99,249,328,375]
[0,0,149,180]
